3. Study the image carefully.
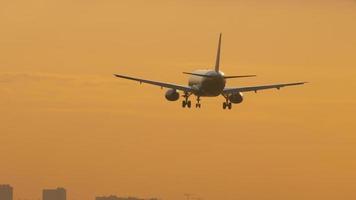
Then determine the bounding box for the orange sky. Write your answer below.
[1,1,356,200]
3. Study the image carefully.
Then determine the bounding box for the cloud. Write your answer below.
[0,72,132,113]
[0,72,74,83]
[0,72,119,86]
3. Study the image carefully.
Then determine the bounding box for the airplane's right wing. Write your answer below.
[114,74,195,93]
[223,82,307,94]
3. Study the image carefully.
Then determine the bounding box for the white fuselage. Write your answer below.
[188,70,226,97]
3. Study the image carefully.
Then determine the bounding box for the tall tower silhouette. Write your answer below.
[0,185,13,200]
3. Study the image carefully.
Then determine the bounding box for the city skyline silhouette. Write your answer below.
[0,185,159,200]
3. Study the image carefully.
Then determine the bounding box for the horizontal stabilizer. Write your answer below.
[182,72,215,78]
[223,75,257,79]
[183,72,256,79]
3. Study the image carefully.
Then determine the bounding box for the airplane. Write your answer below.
[114,34,306,110]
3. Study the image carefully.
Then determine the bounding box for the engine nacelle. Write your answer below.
[228,92,244,104]
[165,89,180,101]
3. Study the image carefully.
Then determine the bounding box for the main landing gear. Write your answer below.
[223,102,232,110]
[182,93,201,109]
[182,92,192,108]
[182,100,191,108]
[222,96,232,110]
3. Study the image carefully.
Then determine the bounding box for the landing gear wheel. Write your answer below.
[228,102,232,110]
[182,92,192,109]
[223,102,227,109]
[195,96,201,109]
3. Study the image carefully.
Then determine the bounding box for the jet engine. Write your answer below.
[165,89,180,101]
[228,92,244,104]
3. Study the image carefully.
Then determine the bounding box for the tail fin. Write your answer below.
[215,33,222,72]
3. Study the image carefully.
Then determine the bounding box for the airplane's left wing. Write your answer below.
[114,74,195,93]
[223,82,307,94]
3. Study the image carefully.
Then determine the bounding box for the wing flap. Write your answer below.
[114,74,194,92]
[223,82,307,94]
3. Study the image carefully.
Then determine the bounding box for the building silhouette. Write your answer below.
[42,188,66,200]
[0,185,13,200]
[96,196,120,200]
[95,195,158,200]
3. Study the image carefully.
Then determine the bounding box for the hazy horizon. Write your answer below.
[1,0,356,200]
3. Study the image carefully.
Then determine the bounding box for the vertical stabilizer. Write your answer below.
[215,33,222,72]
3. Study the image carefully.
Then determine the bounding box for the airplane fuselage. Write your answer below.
[188,70,226,97]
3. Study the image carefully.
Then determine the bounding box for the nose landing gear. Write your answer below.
[195,96,201,108]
